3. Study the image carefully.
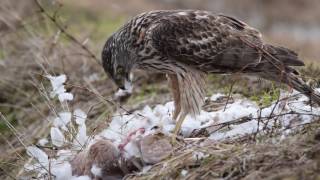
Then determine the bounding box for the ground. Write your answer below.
[0,0,320,179]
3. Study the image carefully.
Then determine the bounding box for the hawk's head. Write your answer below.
[102,34,133,90]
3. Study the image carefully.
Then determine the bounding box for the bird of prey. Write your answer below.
[102,10,320,141]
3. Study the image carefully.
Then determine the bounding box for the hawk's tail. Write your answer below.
[261,44,320,106]
[285,73,320,106]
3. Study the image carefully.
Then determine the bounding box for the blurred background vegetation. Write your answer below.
[0,0,319,179]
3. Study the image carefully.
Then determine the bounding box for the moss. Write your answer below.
[250,83,280,107]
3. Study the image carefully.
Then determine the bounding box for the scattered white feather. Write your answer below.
[57,150,74,162]
[26,146,48,166]
[100,92,320,158]
[181,169,188,176]
[192,151,209,160]
[58,92,74,102]
[46,74,73,102]
[51,161,72,180]
[53,112,72,131]
[91,164,102,177]
[210,93,225,101]
[71,176,91,180]
[47,74,66,92]
[74,109,87,125]
[38,138,49,146]
[73,124,88,150]
[51,127,65,147]
[25,84,320,179]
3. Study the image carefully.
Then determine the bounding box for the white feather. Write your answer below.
[47,74,73,102]
[70,176,91,180]
[91,164,102,177]
[51,127,65,147]
[73,124,88,149]
[51,161,72,180]
[53,112,72,131]
[26,146,48,166]
[58,93,74,102]
[38,138,49,146]
[74,109,87,125]
[46,74,66,90]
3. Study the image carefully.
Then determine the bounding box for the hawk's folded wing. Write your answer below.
[149,12,264,73]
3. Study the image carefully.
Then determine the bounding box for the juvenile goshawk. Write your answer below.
[102,10,320,140]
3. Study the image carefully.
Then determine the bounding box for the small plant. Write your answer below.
[250,83,281,107]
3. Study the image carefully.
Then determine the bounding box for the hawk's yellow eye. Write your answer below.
[117,66,125,75]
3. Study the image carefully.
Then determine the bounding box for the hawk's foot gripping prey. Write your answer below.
[102,10,320,142]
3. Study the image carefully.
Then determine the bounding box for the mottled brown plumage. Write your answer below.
[102,10,320,141]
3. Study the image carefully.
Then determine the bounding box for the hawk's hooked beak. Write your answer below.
[115,73,133,92]
[113,74,133,101]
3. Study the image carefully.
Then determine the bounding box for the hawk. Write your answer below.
[102,10,320,141]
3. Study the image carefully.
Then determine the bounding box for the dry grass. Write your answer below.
[126,122,320,180]
[0,0,320,179]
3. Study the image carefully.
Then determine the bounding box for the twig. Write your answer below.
[33,0,101,66]
[223,81,235,112]
[253,108,262,139]
[203,111,320,133]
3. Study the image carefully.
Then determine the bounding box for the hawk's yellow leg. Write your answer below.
[171,111,187,144]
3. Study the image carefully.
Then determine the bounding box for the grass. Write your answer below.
[127,121,320,179]
[206,74,282,107]
[250,83,281,107]
[128,83,169,105]
[1,1,320,179]
[0,113,17,133]
[56,1,126,44]
[0,2,126,178]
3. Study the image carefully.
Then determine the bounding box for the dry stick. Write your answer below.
[33,0,101,66]
[264,69,288,134]
[223,80,235,112]
[263,87,282,133]
[253,108,262,139]
[203,111,320,135]
[270,91,289,134]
